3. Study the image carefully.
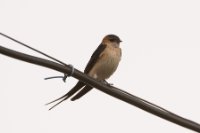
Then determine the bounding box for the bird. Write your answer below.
[47,34,122,110]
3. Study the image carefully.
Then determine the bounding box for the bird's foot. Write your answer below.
[101,80,113,86]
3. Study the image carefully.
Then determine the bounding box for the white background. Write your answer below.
[0,0,200,132]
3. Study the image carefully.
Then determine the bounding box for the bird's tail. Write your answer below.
[46,81,85,110]
[70,85,93,101]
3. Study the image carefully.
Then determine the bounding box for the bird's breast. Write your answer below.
[89,47,121,80]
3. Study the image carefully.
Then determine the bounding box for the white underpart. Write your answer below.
[88,44,121,80]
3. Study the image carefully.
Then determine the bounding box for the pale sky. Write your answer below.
[0,0,200,133]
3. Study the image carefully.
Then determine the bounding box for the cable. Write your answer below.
[0,32,75,79]
[0,32,68,66]
[1,33,200,132]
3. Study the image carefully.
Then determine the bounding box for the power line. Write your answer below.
[0,32,67,66]
[0,45,200,132]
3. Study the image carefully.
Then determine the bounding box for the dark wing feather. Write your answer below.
[70,85,93,101]
[46,44,107,109]
[68,44,106,101]
[84,44,106,74]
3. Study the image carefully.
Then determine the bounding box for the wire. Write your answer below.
[0,32,68,66]
[1,33,200,132]
[1,45,200,132]
[0,32,75,79]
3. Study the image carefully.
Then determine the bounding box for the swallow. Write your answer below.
[47,34,122,110]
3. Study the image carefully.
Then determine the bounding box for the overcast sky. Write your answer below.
[0,0,200,133]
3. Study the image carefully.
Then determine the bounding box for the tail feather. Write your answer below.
[46,81,85,110]
[71,85,93,101]
[48,96,70,110]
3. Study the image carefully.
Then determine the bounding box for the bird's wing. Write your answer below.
[46,44,107,109]
[84,43,107,74]
[70,85,93,101]
[69,44,106,101]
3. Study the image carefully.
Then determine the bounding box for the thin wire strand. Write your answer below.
[0,32,68,66]
[113,86,178,114]
[44,76,64,80]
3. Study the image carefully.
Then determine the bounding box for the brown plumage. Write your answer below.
[46,34,122,110]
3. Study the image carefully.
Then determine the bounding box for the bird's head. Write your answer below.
[102,34,122,47]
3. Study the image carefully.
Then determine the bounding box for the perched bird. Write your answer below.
[47,34,122,110]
